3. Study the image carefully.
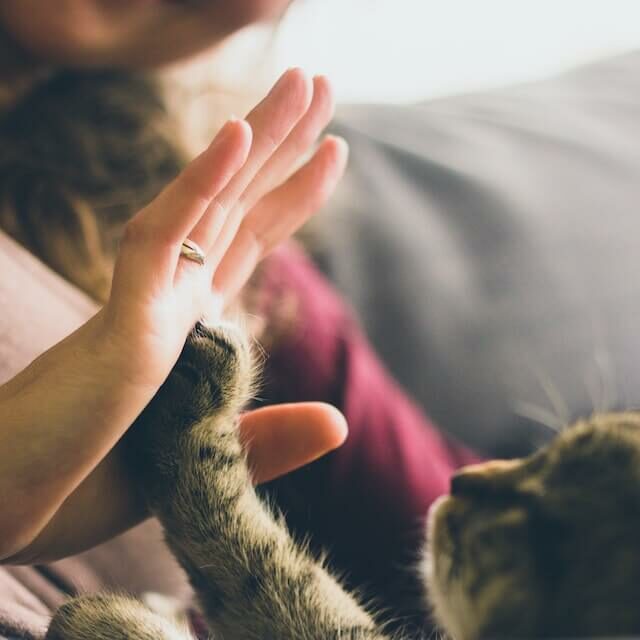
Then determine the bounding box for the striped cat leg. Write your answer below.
[45,594,194,640]
[128,323,391,640]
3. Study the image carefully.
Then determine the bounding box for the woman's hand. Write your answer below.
[100,68,347,390]
[6,402,347,564]
[0,69,349,562]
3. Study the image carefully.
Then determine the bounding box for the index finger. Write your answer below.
[141,118,252,245]
[189,68,313,254]
[114,119,252,293]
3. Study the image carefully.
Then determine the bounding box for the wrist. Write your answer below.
[0,310,162,560]
[75,307,167,396]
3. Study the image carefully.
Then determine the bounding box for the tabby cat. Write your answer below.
[3,62,638,640]
[44,320,640,639]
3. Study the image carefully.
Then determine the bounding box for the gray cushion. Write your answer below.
[319,51,640,457]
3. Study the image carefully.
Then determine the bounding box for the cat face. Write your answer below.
[424,412,640,639]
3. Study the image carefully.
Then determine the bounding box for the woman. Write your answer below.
[0,2,477,633]
[0,2,352,563]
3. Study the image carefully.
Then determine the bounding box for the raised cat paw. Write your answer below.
[174,321,253,417]
[125,320,253,508]
[122,320,383,640]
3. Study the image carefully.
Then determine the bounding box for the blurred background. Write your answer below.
[207,0,640,103]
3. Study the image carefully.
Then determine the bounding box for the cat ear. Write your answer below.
[451,459,545,498]
[451,459,520,495]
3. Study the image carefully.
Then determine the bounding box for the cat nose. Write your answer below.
[450,459,520,496]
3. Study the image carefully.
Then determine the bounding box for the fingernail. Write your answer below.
[213,121,232,144]
[212,118,242,147]
[324,135,349,157]
[274,67,305,92]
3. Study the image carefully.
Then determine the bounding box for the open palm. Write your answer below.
[100,69,347,390]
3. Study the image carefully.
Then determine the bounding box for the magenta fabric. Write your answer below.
[256,244,481,628]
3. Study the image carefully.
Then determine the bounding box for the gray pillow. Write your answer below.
[318,51,640,457]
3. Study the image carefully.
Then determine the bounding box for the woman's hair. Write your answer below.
[0,71,186,301]
[0,28,187,301]
[0,16,295,336]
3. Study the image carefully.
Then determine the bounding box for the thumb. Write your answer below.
[239,402,348,484]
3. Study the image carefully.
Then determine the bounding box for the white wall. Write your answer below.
[269,0,640,103]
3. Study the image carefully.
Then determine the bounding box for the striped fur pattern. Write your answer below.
[47,321,387,640]
[46,322,640,639]
[425,413,640,638]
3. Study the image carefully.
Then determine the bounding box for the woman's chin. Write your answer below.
[0,0,285,69]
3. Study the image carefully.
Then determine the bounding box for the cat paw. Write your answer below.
[151,319,252,426]
[46,594,192,640]
[174,320,253,418]
[125,320,253,501]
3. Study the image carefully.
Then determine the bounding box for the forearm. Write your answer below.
[0,69,345,565]
[0,309,159,561]
[3,443,147,565]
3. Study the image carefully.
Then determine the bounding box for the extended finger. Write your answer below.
[239,403,348,484]
[212,135,349,301]
[238,75,335,215]
[201,76,334,275]
[113,120,251,297]
[188,68,313,254]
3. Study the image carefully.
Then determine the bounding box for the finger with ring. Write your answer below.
[180,239,206,266]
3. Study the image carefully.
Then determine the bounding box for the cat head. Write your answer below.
[424,412,640,639]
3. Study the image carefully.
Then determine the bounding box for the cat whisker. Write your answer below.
[512,401,566,433]
[529,363,570,427]
[585,347,617,416]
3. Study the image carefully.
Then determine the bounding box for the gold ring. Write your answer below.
[180,239,206,266]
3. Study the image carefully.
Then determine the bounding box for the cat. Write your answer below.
[43,319,640,639]
[3,64,637,640]
[425,411,640,637]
